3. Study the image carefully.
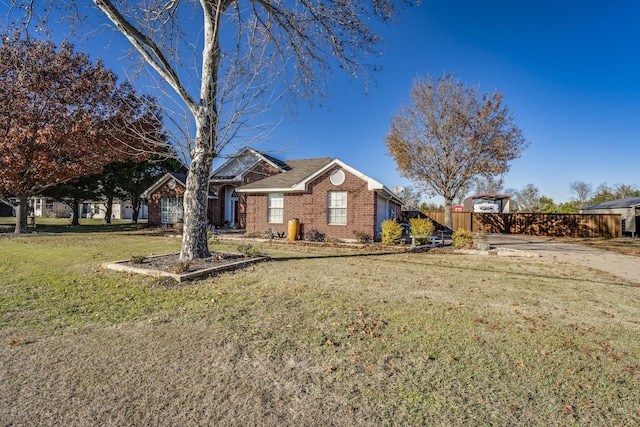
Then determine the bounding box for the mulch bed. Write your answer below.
[124,252,246,274]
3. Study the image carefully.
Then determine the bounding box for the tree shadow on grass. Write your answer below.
[271,250,404,262]
[271,250,640,289]
[0,222,149,234]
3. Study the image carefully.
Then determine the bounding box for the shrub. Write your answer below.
[353,230,372,243]
[244,230,263,239]
[409,218,435,237]
[303,229,325,242]
[264,227,275,239]
[452,229,474,249]
[380,219,403,245]
[54,205,71,218]
[172,260,190,274]
[237,244,264,257]
[129,255,146,264]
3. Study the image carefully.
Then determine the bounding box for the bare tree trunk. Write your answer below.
[180,101,217,260]
[104,195,114,224]
[180,157,212,260]
[131,197,140,224]
[14,194,28,234]
[178,4,219,260]
[444,197,453,231]
[70,199,81,226]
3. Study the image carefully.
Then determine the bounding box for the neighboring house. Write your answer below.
[29,196,147,220]
[463,193,512,213]
[144,148,403,240]
[236,157,403,241]
[85,200,148,221]
[31,197,73,218]
[580,196,640,237]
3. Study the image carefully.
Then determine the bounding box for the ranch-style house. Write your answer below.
[144,148,403,240]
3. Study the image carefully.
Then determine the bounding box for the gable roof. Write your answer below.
[235,158,333,191]
[143,172,186,197]
[142,172,217,199]
[210,147,288,182]
[236,157,403,203]
[582,196,640,210]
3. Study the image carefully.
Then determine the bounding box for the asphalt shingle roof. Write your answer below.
[237,158,333,191]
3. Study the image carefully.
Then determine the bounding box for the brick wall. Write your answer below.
[208,161,281,228]
[147,179,186,226]
[244,166,379,240]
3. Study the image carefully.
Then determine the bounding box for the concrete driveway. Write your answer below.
[484,234,640,285]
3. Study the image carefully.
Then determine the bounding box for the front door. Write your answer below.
[224,186,238,226]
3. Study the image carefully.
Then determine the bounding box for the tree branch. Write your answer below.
[92,0,197,114]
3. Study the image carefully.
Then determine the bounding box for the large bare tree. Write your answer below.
[569,181,593,206]
[10,0,407,259]
[385,73,529,229]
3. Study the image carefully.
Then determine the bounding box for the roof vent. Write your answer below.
[330,169,346,186]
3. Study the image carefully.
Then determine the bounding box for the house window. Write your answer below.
[268,192,284,224]
[328,191,347,225]
[161,198,183,224]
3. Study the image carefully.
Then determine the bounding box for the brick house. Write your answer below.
[144,148,286,227]
[236,158,403,241]
[144,172,217,226]
[208,148,288,228]
[144,148,403,240]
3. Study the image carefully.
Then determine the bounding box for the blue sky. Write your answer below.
[261,1,640,204]
[3,1,639,204]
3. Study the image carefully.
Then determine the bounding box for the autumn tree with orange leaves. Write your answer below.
[385,74,529,230]
[0,32,164,232]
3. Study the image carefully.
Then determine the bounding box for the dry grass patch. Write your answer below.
[557,237,640,257]
[1,232,639,426]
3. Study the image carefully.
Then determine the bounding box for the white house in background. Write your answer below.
[31,197,73,218]
[85,200,148,221]
[29,197,148,220]
[580,196,640,237]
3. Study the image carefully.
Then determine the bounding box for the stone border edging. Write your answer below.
[103,253,269,282]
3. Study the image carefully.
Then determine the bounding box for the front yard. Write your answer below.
[1,230,639,426]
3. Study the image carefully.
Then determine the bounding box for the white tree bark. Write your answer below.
[93,0,227,259]
[84,0,398,259]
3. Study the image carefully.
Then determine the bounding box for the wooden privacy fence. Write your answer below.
[420,211,622,239]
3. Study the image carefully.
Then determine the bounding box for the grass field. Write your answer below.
[1,228,639,426]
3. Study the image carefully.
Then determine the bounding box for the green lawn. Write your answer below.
[1,230,638,426]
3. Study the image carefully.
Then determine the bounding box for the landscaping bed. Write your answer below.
[104,252,269,282]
